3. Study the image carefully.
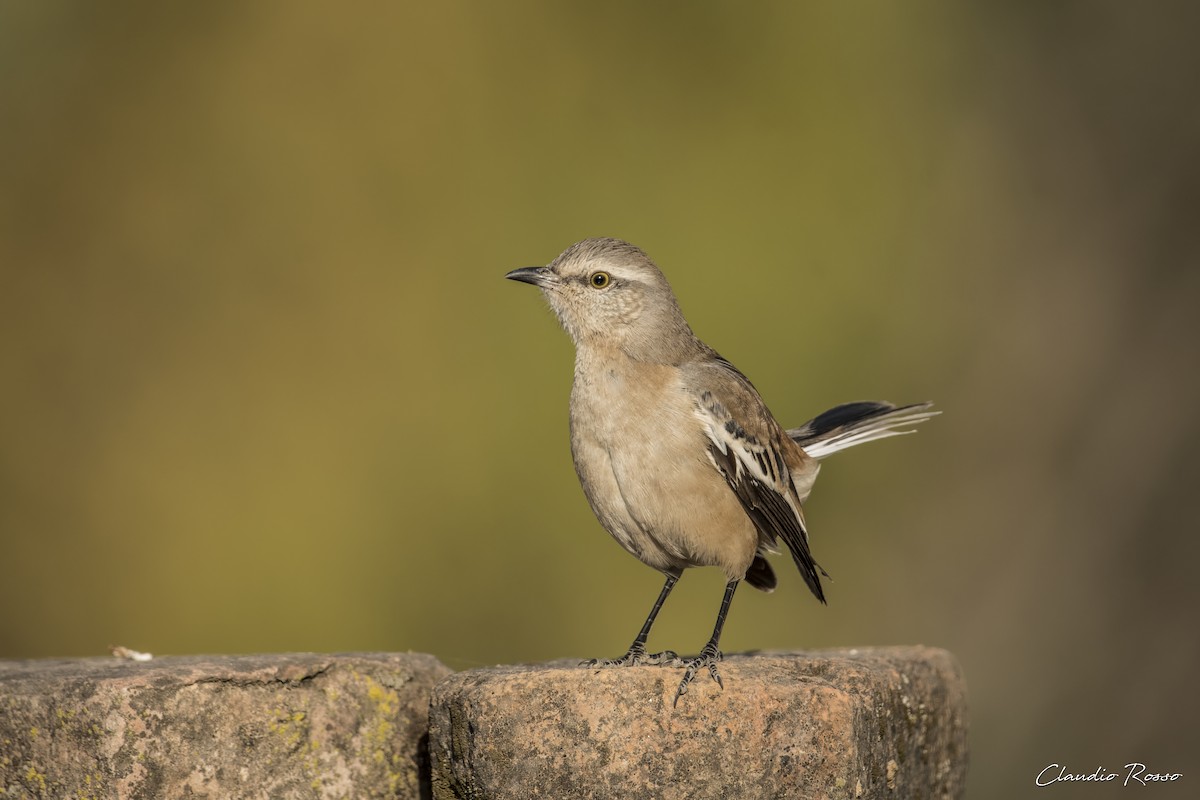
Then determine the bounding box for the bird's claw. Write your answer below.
[582,646,681,669]
[646,650,683,666]
[672,644,724,707]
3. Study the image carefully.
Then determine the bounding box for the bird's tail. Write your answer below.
[787,401,938,460]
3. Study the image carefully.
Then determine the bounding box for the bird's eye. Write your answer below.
[590,271,611,289]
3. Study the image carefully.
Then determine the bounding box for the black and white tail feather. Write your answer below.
[788,401,939,460]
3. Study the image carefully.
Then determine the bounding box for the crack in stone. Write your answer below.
[184,664,332,689]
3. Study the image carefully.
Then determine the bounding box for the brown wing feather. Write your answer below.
[707,437,828,603]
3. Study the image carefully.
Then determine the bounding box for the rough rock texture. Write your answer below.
[429,647,967,800]
[0,652,451,800]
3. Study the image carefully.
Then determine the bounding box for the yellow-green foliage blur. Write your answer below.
[2,3,1197,798]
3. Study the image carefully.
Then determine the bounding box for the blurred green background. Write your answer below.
[2,2,1197,797]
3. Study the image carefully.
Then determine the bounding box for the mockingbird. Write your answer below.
[506,237,936,705]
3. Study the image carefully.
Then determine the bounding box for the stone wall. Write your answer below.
[0,647,967,799]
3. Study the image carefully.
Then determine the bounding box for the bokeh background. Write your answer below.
[2,2,1197,797]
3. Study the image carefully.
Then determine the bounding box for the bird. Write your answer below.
[505,237,936,705]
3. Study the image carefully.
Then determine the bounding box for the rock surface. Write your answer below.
[429,647,967,800]
[0,652,450,800]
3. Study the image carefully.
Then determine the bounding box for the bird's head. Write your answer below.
[506,238,696,360]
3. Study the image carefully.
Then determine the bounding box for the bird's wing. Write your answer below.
[689,357,828,603]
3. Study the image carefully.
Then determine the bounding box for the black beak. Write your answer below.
[505,266,552,287]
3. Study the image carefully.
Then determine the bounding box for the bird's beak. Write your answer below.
[505,266,553,288]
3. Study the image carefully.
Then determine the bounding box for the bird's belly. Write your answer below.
[569,367,758,579]
[608,431,758,578]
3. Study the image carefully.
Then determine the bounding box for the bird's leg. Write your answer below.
[673,579,739,706]
[583,573,682,668]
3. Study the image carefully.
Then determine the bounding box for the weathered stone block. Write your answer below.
[429,647,967,800]
[0,652,451,799]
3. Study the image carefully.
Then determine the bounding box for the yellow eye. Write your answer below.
[590,271,611,289]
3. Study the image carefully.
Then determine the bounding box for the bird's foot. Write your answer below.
[582,645,681,668]
[642,650,682,666]
[672,642,723,707]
